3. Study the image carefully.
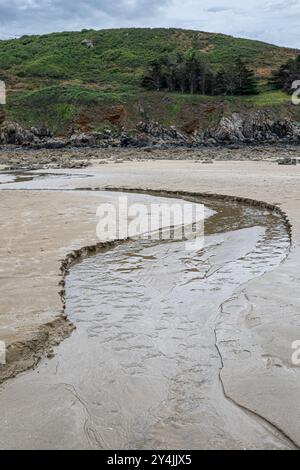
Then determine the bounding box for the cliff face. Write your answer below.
[205,111,300,144]
[1,111,300,148]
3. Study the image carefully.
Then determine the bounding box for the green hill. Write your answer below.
[0,28,299,134]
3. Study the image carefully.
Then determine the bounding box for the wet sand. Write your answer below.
[0,185,198,382]
[0,189,291,449]
[0,160,300,448]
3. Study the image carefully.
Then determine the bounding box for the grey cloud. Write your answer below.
[0,0,299,47]
[50,0,169,21]
[206,7,232,13]
[0,0,171,37]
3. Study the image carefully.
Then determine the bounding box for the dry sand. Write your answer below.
[0,159,300,447]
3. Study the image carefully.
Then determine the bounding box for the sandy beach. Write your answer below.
[0,158,300,448]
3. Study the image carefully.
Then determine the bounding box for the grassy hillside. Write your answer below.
[0,28,299,134]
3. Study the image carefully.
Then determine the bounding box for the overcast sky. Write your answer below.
[0,0,299,48]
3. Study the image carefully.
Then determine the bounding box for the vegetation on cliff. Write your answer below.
[270,55,300,93]
[142,53,258,96]
[0,28,299,134]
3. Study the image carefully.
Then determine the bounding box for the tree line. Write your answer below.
[270,55,300,93]
[142,49,258,96]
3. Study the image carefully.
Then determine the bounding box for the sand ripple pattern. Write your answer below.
[0,198,291,450]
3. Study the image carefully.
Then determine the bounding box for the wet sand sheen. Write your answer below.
[0,188,292,449]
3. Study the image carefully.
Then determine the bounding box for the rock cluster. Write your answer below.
[206,111,300,144]
[0,145,299,171]
[1,111,300,149]
[0,121,35,145]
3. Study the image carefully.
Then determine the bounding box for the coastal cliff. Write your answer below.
[1,110,300,148]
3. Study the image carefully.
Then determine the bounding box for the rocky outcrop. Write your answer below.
[0,121,36,145]
[30,126,52,138]
[206,111,300,144]
[69,131,120,147]
[137,121,190,144]
[81,39,94,49]
[43,138,70,149]
[69,133,96,147]
[0,112,300,149]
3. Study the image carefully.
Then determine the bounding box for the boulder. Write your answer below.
[31,126,53,138]
[44,138,68,149]
[137,121,190,144]
[0,121,35,145]
[208,113,245,142]
[69,133,96,147]
[120,133,152,148]
[81,39,94,49]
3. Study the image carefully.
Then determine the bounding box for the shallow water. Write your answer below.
[0,187,292,449]
[0,169,94,189]
[0,174,16,184]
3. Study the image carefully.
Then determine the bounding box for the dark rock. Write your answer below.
[44,138,68,149]
[137,121,189,144]
[207,111,300,144]
[69,133,96,147]
[278,157,298,165]
[120,133,152,148]
[0,108,5,126]
[31,126,53,138]
[0,121,35,145]
[1,112,300,150]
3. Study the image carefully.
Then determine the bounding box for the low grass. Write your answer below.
[0,28,298,132]
[244,90,290,106]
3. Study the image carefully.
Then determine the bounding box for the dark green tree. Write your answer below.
[142,60,164,91]
[236,59,258,94]
[174,53,188,93]
[270,55,300,93]
[142,55,257,96]
[216,59,258,95]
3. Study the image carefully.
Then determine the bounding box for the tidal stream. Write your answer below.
[0,171,293,449]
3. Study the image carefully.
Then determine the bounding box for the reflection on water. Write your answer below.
[0,193,291,450]
[0,170,93,189]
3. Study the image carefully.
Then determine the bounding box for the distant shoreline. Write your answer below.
[0,145,299,172]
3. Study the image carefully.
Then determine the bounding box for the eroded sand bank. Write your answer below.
[0,160,300,448]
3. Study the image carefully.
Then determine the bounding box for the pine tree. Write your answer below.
[142,55,257,96]
[234,59,258,95]
[270,55,300,93]
[174,53,188,93]
[214,59,258,95]
[142,60,164,91]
